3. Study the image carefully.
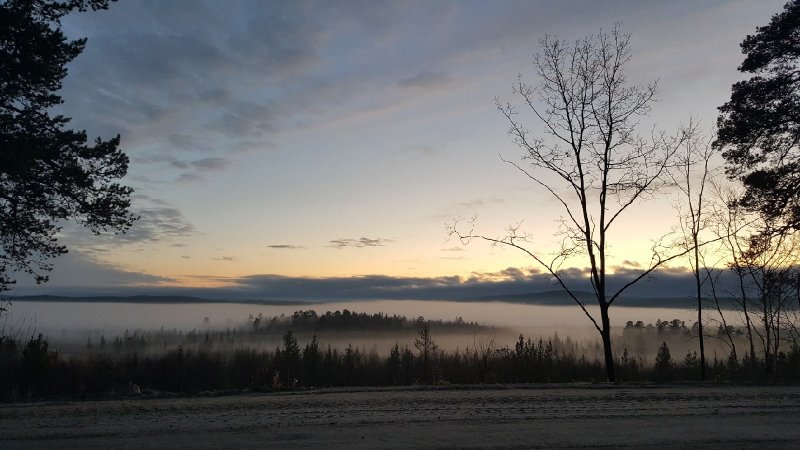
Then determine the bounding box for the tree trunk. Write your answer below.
[739,274,758,374]
[763,304,772,379]
[696,278,706,380]
[600,304,616,382]
[694,250,706,381]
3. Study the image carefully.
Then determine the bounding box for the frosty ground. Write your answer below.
[2,384,799,449]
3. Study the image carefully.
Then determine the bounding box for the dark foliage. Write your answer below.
[0,0,134,292]
[716,1,800,231]
[62,310,493,360]
[414,318,438,383]
[250,309,488,334]
[3,331,800,401]
[653,341,672,381]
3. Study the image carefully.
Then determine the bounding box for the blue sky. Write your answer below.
[12,0,788,299]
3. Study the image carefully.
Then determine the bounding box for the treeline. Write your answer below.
[77,310,491,356]
[623,318,754,342]
[624,319,690,334]
[250,309,487,332]
[3,324,800,401]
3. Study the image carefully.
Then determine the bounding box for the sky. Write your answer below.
[11,0,790,300]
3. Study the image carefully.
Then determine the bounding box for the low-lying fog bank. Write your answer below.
[1,299,736,363]
[5,298,700,338]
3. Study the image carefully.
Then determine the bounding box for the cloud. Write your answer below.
[177,157,234,182]
[465,266,542,283]
[57,0,329,191]
[399,144,439,157]
[212,256,236,262]
[56,0,659,198]
[10,250,174,296]
[166,133,213,152]
[266,244,305,250]
[176,173,203,183]
[59,196,196,252]
[142,155,234,176]
[190,157,232,171]
[160,265,709,301]
[433,197,508,220]
[123,206,196,243]
[457,197,506,210]
[222,273,478,300]
[55,0,759,176]
[14,259,745,303]
[442,246,465,252]
[328,237,393,249]
[397,71,453,90]
[498,267,527,280]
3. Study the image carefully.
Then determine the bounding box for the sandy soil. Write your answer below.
[2,384,800,449]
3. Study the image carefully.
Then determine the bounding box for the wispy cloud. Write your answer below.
[116,206,196,244]
[191,157,232,171]
[620,260,642,268]
[397,71,453,90]
[59,0,327,191]
[266,244,305,250]
[212,256,236,261]
[328,237,393,249]
[456,197,506,210]
[167,156,234,182]
[60,196,196,253]
[176,173,203,183]
[432,197,508,220]
[396,143,441,158]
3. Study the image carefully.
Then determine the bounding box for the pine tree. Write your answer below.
[716,1,800,232]
[1,0,134,292]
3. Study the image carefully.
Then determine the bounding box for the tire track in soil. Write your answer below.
[2,385,800,447]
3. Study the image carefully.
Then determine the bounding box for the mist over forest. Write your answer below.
[6,2,800,447]
[3,9,800,450]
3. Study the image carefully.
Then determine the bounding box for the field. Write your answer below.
[3,384,800,448]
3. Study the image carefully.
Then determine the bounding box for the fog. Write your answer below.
[3,301,710,353]
[4,299,702,338]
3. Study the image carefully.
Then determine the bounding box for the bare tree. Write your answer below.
[712,184,800,379]
[784,271,800,350]
[448,27,688,382]
[703,263,738,363]
[668,121,718,381]
[738,230,799,379]
[711,185,759,371]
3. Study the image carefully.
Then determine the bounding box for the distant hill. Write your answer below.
[13,295,308,305]
[462,290,705,309]
[14,292,728,309]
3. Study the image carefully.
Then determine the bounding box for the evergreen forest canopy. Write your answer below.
[2,312,799,399]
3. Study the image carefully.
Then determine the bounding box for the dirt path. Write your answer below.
[2,384,800,448]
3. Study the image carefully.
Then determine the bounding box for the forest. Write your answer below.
[3,0,800,402]
[2,310,800,400]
